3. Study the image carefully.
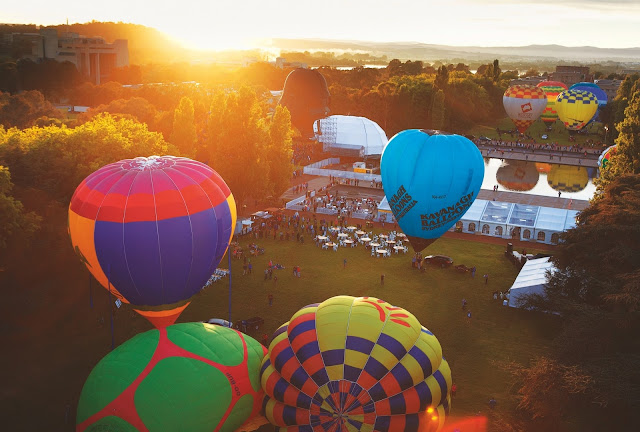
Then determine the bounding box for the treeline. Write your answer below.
[319,59,511,135]
[0,84,294,261]
[279,51,388,67]
[506,76,640,431]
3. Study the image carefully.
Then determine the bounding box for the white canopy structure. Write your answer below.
[458,199,580,244]
[508,257,554,308]
[314,115,388,157]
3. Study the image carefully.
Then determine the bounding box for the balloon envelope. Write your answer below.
[503,85,547,133]
[77,323,266,431]
[598,145,617,169]
[261,296,451,432]
[547,164,589,193]
[496,161,539,192]
[537,81,568,125]
[556,89,598,131]
[279,68,330,138]
[570,82,608,107]
[68,156,236,327]
[380,130,484,252]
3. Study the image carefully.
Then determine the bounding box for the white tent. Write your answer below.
[377,196,394,221]
[314,115,388,157]
[508,257,554,308]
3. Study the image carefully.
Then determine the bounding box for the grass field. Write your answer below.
[467,117,606,148]
[4,227,560,431]
[187,232,559,429]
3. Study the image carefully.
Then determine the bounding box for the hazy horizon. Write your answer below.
[2,0,639,51]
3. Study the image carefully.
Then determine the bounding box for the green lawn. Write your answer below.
[179,232,559,427]
[6,227,559,430]
[467,117,606,148]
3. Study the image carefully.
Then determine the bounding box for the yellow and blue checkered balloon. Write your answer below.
[556,89,598,131]
[261,296,452,431]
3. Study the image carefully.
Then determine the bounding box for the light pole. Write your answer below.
[604,125,609,145]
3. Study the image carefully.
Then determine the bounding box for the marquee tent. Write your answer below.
[508,257,554,308]
[314,115,388,157]
[458,199,580,244]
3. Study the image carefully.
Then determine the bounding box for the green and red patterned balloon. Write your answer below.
[76,323,266,431]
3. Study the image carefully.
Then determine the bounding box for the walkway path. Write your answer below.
[282,179,590,211]
[475,144,600,168]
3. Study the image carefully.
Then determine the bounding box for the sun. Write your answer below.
[155,21,262,52]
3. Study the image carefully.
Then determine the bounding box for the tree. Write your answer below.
[0,114,176,201]
[492,59,501,82]
[80,97,158,128]
[267,106,294,199]
[517,174,640,430]
[596,89,640,194]
[201,86,270,206]
[170,96,197,158]
[0,90,61,129]
[434,65,449,90]
[0,165,41,250]
[431,89,445,131]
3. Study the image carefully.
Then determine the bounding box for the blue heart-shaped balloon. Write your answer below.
[380,130,484,251]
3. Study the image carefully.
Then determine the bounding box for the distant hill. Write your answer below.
[263,38,640,64]
[5,21,640,67]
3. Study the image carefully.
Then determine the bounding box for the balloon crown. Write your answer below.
[124,156,177,171]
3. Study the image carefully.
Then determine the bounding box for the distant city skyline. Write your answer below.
[2,0,638,51]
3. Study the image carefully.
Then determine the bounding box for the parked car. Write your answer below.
[424,255,454,268]
[202,318,233,328]
[478,136,492,142]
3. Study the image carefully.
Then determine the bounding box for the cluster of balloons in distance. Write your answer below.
[503,82,605,134]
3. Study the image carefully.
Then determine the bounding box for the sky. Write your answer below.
[2,0,639,51]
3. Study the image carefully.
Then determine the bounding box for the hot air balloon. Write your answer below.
[598,144,617,169]
[570,82,608,108]
[380,130,484,252]
[535,162,552,174]
[503,85,548,134]
[279,68,330,138]
[261,296,452,432]
[537,81,568,125]
[77,323,266,431]
[556,89,598,131]
[547,164,589,193]
[68,156,236,327]
[570,82,608,123]
[496,161,539,192]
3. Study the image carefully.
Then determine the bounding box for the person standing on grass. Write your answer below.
[268,293,273,306]
[343,258,347,269]
[484,273,489,285]
[381,274,385,285]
